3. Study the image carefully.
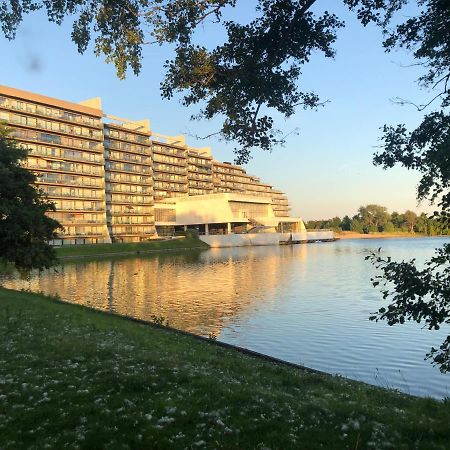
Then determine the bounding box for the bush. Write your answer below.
[177,228,199,239]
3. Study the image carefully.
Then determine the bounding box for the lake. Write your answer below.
[2,237,449,398]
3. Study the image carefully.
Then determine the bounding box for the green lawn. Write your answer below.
[1,288,449,449]
[55,237,209,258]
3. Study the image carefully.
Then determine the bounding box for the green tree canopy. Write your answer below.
[0,0,345,163]
[341,215,352,231]
[0,127,62,271]
[403,210,418,233]
[1,1,447,164]
[352,0,450,372]
[357,204,389,230]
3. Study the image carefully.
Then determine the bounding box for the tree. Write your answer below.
[354,1,450,372]
[0,127,62,271]
[383,221,395,233]
[390,211,405,230]
[357,204,389,232]
[350,216,363,233]
[404,210,417,233]
[0,0,345,164]
[416,212,430,235]
[329,216,342,230]
[341,215,352,231]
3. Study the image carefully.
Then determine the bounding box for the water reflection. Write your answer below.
[2,246,307,336]
[2,239,450,398]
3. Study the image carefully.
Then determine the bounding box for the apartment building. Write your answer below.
[187,147,214,196]
[271,190,290,217]
[0,84,298,243]
[0,85,110,245]
[212,161,290,216]
[104,121,156,242]
[152,139,189,201]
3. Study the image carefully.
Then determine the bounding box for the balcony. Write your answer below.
[12,129,103,151]
[0,97,102,128]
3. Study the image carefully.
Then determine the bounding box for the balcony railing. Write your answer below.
[0,97,102,128]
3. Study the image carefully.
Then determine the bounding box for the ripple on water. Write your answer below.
[1,237,450,398]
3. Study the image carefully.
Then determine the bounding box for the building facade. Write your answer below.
[0,85,301,243]
[104,121,156,242]
[0,86,110,245]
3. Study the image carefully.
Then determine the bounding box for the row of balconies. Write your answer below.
[153,164,187,175]
[152,144,186,158]
[154,184,188,192]
[153,155,187,167]
[106,154,153,167]
[104,127,151,145]
[188,166,212,176]
[29,147,104,165]
[187,172,213,182]
[7,114,103,141]
[106,185,153,194]
[36,174,104,188]
[0,97,102,129]
[104,138,152,155]
[27,161,104,177]
[13,129,103,151]
[153,173,188,183]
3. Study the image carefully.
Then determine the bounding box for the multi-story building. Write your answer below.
[212,160,290,216]
[0,85,110,245]
[187,147,214,196]
[152,138,189,201]
[271,190,290,217]
[0,84,301,243]
[104,120,156,242]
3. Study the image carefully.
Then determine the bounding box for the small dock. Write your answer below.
[279,230,337,245]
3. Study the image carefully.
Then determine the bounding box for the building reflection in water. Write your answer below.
[1,246,308,337]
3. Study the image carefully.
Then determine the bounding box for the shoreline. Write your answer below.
[335,232,445,240]
[1,287,450,449]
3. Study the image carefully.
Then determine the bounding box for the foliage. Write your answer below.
[404,210,418,233]
[345,0,450,372]
[0,0,344,163]
[0,127,62,271]
[306,206,446,235]
[1,2,448,165]
[350,217,364,233]
[341,215,352,231]
[357,204,389,232]
[368,244,450,373]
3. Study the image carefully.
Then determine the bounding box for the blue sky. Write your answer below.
[0,2,434,220]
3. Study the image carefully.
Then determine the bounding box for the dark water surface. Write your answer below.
[2,237,449,398]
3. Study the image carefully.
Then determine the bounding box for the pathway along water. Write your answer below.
[2,237,449,398]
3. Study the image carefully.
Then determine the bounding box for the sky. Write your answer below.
[0,2,435,220]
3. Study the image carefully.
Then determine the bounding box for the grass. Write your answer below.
[55,237,209,258]
[1,289,450,450]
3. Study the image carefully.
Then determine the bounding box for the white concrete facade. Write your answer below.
[199,231,335,248]
[154,193,306,234]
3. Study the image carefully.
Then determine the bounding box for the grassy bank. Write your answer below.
[55,237,209,258]
[1,289,449,449]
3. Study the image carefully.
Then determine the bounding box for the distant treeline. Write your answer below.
[306,204,449,235]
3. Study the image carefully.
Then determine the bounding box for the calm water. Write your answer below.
[2,237,450,398]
